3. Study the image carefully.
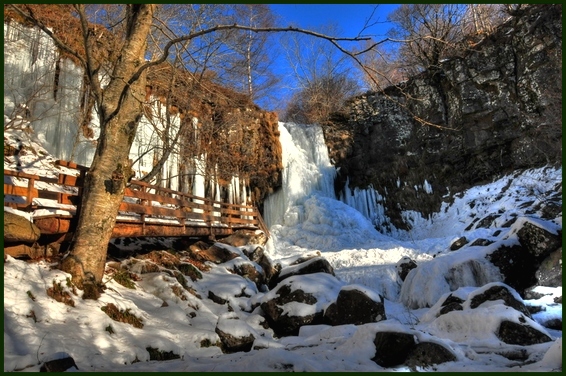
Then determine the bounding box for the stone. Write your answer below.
[4,211,41,244]
[39,354,78,372]
[396,256,418,281]
[270,256,334,288]
[324,286,386,326]
[486,244,538,296]
[516,221,562,259]
[260,284,321,337]
[535,248,562,287]
[469,284,532,318]
[218,229,268,247]
[497,319,552,345]
[372,331,416,367]
[188,244,239,265]
[215,315,256,353]
[438,294,464,316]
[449,237,468,251]
[405,341,457,370]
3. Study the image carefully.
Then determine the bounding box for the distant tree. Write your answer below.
[281,25,360,124]
[7,3,378,295]
[387,4,466,75]
[222,4,279,102]
[386,4,510,78]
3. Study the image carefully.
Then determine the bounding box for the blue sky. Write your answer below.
[270,4,399,38]
[260,4,400,113]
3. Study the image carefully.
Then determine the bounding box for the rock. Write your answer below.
[372,331,416,367]
[324,286,386,326]
[270,256,334,288]
[260,284,321,337]
[324,5,562,231]
[243,247,280,287]
[469,284,532,318]
[497,319,552,345]
[449,237,468,251]
[405,341,457,371]
[534,248,562,287]
[136,250,180,269]
[486,244,538,296]
[470,238,493,247]
[260,273,342,337]
[228,261,265,288]
[4,211,41,244]
[539,318,562,331]
[215,314,257,353]
[39,353,78,372]
[516,221,562,259]
[438,294,464,316]
[396,256,418,281]
[189,243,239,265]
[218,229,268,247]
[475,214,499,230]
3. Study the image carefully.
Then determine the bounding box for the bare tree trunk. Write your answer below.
[60,5,155,296]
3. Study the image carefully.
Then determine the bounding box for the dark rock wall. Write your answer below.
[324,5,562,230]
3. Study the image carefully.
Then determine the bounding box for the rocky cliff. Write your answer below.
[323,5,562,230]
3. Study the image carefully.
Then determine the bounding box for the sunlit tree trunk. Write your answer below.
[60,5,155,296]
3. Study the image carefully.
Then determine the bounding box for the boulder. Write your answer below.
[39,353,78,372]
[438,294,465,316]
[535,248,562,287]
[405,341,457,371]
[188,243,239,265]
[517,221,562,259]
[372,331,416,367]
[4,244,54,260]
[260,284,321,337]
[486,244,538,296]
[270,256,334,288]
[469,284,532,318]
[260,273,342,337]
[228,260,265,288]
[497,320,552,346]
[242,246,280,286]
[4,211,41,244]
[395,256,418,281]
[215,314,257,353]
[218,229,268,247]
[449,237,468,251]
[136,250,180,269]
[324,286,386,326]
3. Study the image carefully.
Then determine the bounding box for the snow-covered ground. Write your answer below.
[3,124,562,372]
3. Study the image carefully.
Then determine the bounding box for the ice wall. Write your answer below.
[4,22,91,165]
[262,122,336,228]
[263,122,389,230]
[3,22,200,197]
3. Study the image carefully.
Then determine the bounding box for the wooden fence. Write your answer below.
[4,160,270,239]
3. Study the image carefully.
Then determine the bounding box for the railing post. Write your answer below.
[26,175,35,209]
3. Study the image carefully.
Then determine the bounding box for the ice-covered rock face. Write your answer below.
[4,22,88,164]
[321,5,562,232]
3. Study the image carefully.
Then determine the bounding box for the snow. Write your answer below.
[3,22,562,371]
[4,120,562,372]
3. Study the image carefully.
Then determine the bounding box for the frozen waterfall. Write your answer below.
[263,122,389,230]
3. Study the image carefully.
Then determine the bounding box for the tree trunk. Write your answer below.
[60,5,155,296]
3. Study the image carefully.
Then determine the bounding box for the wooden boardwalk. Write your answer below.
[4,160,269,240]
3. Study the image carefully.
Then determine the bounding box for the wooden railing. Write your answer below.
[4,160,270,239]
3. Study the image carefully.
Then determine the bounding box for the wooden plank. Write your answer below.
[3,170,39,180]
[4,184,38,198]
[55,160,89,171]
[119,202,185,218]
[112,223,235,238]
